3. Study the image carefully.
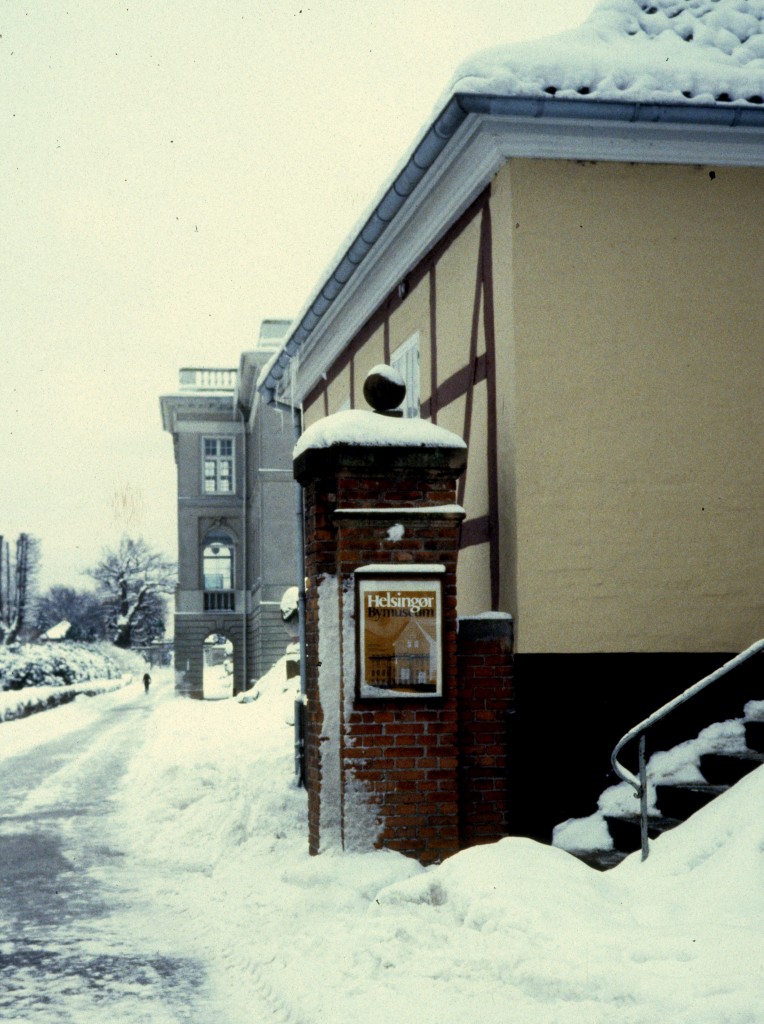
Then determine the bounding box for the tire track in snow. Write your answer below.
[213,943,316,1024]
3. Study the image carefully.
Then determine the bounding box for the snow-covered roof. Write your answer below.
[280,586,299,620]
[42,619,71,641]
[450,0,764,106]
[259,0,764,406]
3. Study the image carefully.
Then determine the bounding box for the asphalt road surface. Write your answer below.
[0,688,223,1023]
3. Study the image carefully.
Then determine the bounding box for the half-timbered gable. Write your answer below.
[301,189,499,618]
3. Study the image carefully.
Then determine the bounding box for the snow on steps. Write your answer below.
[555,698,764,871]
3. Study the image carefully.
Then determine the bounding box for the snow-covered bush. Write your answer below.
[0,674,140,723]
[0,641,146,691]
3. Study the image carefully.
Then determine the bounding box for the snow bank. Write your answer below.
[0,673,135,723]
[0,641,147,724]
[0,640,145,690]
[109,655,764,1024]
[118,663,305,871]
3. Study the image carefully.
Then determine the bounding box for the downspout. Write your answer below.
[238,400,249,694]
[272,396,307,785]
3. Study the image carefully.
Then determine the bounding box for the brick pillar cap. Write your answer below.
[294,411,466,484]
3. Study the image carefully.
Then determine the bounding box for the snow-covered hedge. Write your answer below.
[0,675,137,723]
[0,641,146,691]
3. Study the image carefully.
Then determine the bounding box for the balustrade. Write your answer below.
[204,590,236,612]
[179,367,237,391]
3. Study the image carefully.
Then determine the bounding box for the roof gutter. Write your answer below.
[258,92,764,405]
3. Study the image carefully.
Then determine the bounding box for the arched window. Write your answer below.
[203,531,234,591]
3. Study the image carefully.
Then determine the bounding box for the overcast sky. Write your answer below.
[2,0,596,591]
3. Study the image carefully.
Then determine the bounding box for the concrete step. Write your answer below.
[700,750,764,786]
[604,813,682,853]
[654,782,727,820]
[574,847,630,871]
[744,720,764,753]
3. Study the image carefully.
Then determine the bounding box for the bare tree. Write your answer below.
[87,536,176,648]
[0,533,40,645]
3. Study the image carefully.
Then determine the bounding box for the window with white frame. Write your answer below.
[203,532,234,590]
[203,437,234,494]
[390,332,420,418]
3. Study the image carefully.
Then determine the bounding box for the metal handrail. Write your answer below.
[611,638,764,860]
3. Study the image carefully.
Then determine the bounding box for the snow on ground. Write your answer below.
[0,675,144,760]
[2,658,761,1020]
[98,657,764,1024]
[202,661,234,701]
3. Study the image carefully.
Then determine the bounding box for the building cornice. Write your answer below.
[160,392,238,434]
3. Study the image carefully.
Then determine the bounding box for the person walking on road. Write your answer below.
[143,672,151,694]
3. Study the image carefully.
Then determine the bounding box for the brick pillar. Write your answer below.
[295,419,467,864]
[457,615,515,846]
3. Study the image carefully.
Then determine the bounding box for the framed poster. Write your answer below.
[356,574,443,699]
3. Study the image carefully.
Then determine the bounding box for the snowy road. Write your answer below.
[0,687,227,1023]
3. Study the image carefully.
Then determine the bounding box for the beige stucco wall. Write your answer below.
[493,157,764,653]
[433,216,485,387]
[353,325,386,407]
[300,157,764,649]
[389,275,430,391]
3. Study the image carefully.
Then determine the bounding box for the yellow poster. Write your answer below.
[357,576,442,698]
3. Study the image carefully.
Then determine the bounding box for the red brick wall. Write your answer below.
[457,616,515,846]
[297,441,514,864]
[342,703,460,862]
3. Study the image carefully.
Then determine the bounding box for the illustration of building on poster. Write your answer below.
[356,574,443,698]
